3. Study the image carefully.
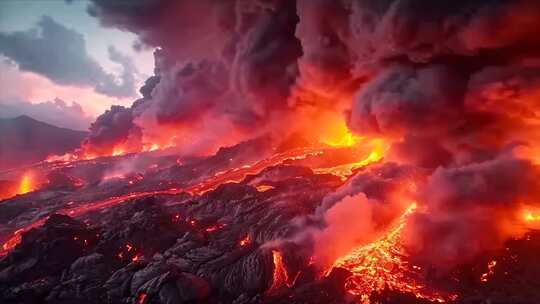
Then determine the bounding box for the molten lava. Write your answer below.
[239,235,251,247]
[256,185,275,192]
[480,260,497,283]
[329,203,451,303]
[523,208,540,222]
[315,114,361,148]
[268,250,298,292]
[314,138,388,180]
[18,173,34,194]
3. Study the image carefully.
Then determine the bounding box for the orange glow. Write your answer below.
[1,136,390,256]
[256,185,275,192]
[18,173,33,194]
[2,229,23,253]
[523,208,540,222]
[480,260,497,283]
[314,138,389,180]
[112,147,125,156]
[329,203,452,303]
[1,173,40,200]
[268,250,298,292]
[239,235,251,247]
[321,119,360,148]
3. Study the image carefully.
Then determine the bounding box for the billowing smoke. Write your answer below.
[405,155,540,268]
[85,0,540,268]
[312,193,377,268]
[82,105,142,155]
[342,0,540,268]
[85,0,304,156]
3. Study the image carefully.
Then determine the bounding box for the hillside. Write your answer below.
[0,115,87,170]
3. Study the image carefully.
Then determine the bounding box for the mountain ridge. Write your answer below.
[0,115,88,170]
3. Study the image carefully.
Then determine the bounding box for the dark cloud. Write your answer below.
[82,105,142,155]
[348,64,466,137]
[0,16,137,98]
[406,156,540,267]
[86,0,540,267]
[0,98,93,131]
[88,0,234,62]
[85,0,303,152]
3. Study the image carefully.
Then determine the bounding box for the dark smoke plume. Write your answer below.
[86,0,540,267]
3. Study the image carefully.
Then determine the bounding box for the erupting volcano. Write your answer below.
[2,1,540,304]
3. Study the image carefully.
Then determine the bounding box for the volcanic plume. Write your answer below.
[2,1,540,304]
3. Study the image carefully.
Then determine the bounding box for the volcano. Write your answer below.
[0,116,87,171]
[3,1,540,304]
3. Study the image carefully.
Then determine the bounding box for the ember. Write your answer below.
[239,235,251,247]
[480,260,497,283]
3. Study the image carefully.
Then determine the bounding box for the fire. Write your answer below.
[0,173,38,200]
[314,138,389,180]
[320,119,360,148]
[523,208,540,222]
[329,203,451,303]
[18,174,32,194]
[239,235,250,247]
[268,250,298,292]
[112,147,125,156]
[480,260,497,283]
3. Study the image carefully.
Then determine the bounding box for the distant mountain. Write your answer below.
[0,115,88,170]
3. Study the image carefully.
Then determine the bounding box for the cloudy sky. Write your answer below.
[0,0,154,130]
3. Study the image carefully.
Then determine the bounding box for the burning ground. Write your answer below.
[3,0,540,303]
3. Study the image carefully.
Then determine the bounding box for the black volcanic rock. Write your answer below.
[0,115,87,170]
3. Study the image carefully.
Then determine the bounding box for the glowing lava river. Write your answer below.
[1,142,382,256]
[2,138,540,304]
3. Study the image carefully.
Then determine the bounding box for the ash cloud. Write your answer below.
[85,0,304,154]
[0,16,137,98]
[85,0,540,267]
[82,105,142,155]
[342,0,540,268]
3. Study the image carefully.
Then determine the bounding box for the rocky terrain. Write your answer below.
[1,140,540,304]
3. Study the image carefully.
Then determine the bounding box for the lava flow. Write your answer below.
[0,141,380,256]
[268,250,299,292]
[329,203,451,303]
[3,1,540,303]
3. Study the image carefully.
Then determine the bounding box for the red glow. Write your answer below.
[137,292,147,304]
[205,223,226,233]
[1,134,389,257]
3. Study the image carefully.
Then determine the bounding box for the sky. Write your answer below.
[0,0,154,130]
